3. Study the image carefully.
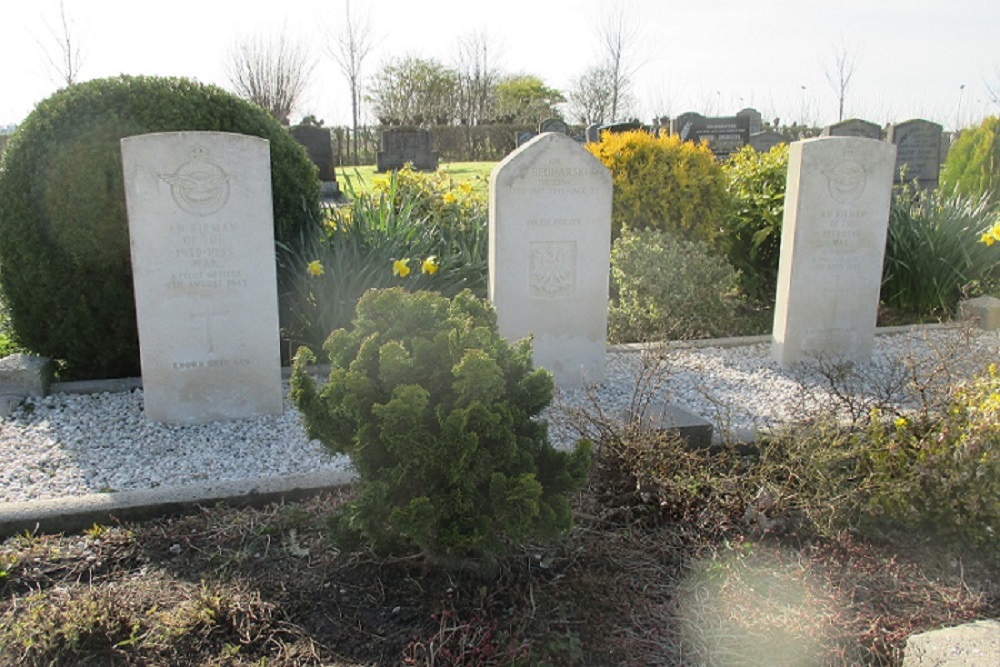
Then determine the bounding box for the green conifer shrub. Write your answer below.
[290,288,591,569]
[0,75,320,379]
[940,116,1000,206]
[585,130,729,245]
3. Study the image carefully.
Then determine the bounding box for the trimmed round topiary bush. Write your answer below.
[290,287,591,570]
[0,75,320,379]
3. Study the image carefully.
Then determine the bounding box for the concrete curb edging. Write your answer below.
[0,468,357,538]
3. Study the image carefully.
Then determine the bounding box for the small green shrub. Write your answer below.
[608,227,743,343]
[290,288,590,569]
[722,143,789,305]
[881,185,1000,317]
[862,365,1000,552]
[585,130,730,244]
[280,170,487,353]
[941,116,1000,206]
[0,75,320,379]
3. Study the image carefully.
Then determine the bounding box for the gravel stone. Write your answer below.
[1,328,996,504]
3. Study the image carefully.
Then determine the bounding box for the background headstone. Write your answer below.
[376,127,439,172]
[290,124,340,200]
[771,136,896,366]
[736,107,763,135]
[585,123,602,143]
[538,117,570,135]
[821,118,882,140]
[489,133,612,388]
[670,112,751,160]
[122,131,283,423]
[887,119,943,190]
[749,131,786,152]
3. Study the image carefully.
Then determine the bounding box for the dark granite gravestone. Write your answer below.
[748,131,787,152]
[516,131,537,147]
[585,123,602,143]
[538,117,570,134]
[376,127,439,172]
[822,118,882,140]
[670,112,751,160]
[290,125,340,199]
[598,120,643,135]
[887,119,943,190]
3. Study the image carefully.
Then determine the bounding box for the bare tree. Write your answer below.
[824,42,862,122]
[325,0,374,164]
[590,1,658,123]
[567,65,616,125]
[39,0,85,86]
[985,65,1000,110]
[225,30,315,126]
[452,30,504,125]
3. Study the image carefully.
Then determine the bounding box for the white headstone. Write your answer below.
[772,137,896,366]
[122,132,283,423]
[489,133,612,387]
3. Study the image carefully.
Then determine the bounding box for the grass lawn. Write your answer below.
[338,161,496,197]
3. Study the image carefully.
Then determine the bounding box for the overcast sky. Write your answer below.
[3,0,999,131]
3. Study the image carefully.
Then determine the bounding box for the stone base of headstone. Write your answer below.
[0,354,53,417]
[319,180,341,200]
[958,295,1000,331]
[623,403,714,449]
[902,620,1000,666]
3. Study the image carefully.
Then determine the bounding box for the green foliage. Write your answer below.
[608,227,743,343]
[862,365,1000,552]
[494,75,565,124]
[941,116,1000,206]
[881,185,1000,317]
[585,130,730,244]
[290,288,590,567]
[280,168,488,353]
[0,75,320,379]
[722,143,789,305]
[368,56,461,126]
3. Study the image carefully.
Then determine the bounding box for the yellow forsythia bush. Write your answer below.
[586,130,730,245]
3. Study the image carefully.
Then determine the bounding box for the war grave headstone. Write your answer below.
[489,133,612,388]
[887,119,943,190]
[121,131,284,423]
[749,131,786,152]
[290,124,340,199]
[771,137,896,367]
[821,118,882,140]
[376,127,439,172]
[670,112,751,160]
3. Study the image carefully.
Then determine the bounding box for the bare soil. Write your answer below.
[2,475,997,666]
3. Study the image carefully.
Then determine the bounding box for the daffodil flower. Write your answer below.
[442,192,457,204]
[421,256,439,275]
[306,260,325,277]
[393,258,411,277]
[980,223,1000,246]
[460,182,473,194]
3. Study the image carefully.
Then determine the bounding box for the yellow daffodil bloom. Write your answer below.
[306,260,325,277]
[460,182,473,194]
[442,192,457,204]
[421,256,439,275]
[980,223,1000,246]
[393,258,411,277]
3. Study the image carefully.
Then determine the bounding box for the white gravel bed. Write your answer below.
[2,328,996,504]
